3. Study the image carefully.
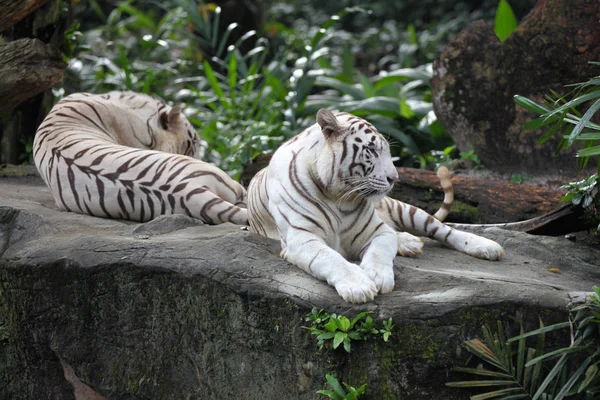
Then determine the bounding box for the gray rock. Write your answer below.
[1,176,598,399]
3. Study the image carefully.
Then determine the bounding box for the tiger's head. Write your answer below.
[155,105,203,160]
[314,108,399,202]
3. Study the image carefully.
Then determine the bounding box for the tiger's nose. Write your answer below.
[386,170,399,185]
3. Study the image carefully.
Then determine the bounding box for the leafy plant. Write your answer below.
[303,308,393,353]
[317,374,367,400]
[494,0,518,42]
[514,66,600,231]
[514,65,600,170]
[447,287,600,399]
[305,57,451,165]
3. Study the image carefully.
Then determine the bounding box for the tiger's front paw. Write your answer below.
[362,262,395,294]
[397,232,423,257]
[333,264,378,304]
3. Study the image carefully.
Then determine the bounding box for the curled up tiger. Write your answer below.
[248,109,504,303]
[34,92,504,304]
[34,92,248,225]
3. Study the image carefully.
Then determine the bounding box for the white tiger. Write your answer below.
[247,109,504,304]
[33,91,248,225]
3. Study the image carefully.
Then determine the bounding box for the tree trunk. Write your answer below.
[0,39,66,113]
[0,0,67,165]
[432,0,600,174]
[0,0,49,30]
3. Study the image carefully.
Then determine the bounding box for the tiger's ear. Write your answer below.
[317,108,341,139]
[165,105,182,132]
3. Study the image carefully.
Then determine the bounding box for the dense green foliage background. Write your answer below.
[61,0,535,178]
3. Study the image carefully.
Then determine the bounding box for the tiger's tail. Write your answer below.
[433,166,453,222]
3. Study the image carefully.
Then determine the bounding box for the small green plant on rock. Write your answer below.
[303,308,393,353]
[317,374,367,400]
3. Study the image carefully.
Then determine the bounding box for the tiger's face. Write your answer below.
[315,109,399,202]
[155,104,203,159]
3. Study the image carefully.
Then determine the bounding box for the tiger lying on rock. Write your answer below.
[34,92,248,225]
[248,109,504,303]
[34,92,503,304]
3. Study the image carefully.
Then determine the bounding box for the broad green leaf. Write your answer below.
[335,316,351,332]
[343,337,351,353]
[333,332,347,349]
[325,374,347,398]
[400,99,415,119]
[494,0,518,42]
[317,332,336,340]
[373,68,432,91]
[325,320,338,332]
[341,45,354,84]
[340,97,402,117]
[358,72,375,98]
[314,76,365,100]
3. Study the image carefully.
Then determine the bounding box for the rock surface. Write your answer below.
[1,176,599,399]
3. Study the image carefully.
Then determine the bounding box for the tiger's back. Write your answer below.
[34,91,248,224]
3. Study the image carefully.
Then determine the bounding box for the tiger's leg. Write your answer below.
[376,197,504,260]
[280,231,378,304]
[182,189,248,225]
[356,223,398,294]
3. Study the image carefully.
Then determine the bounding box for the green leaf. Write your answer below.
[343,337,352,353]
[316,389,340,399]
[495,0,518,41]
[373,67,431,92]
[336,316,351,332]
[317,332,336,341]
[565,132,600,140]
[514,95,550,115]
[555,357,592,399]
[315,76,365,100]
[350,312,369,328]
[446,380,519,388]
[578,363,599,393]
[358,72,375,98]
[526,346,586,367]
[400,99,415,119]
[516,324,526,383]
[452,367,512,378]
[333,332,347,349]
[507,322,570,342]
[325,320,338,332]
[577,145,600,158]
[325,374,346,398]
[471,387,525,400]
[568,98,600,145]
